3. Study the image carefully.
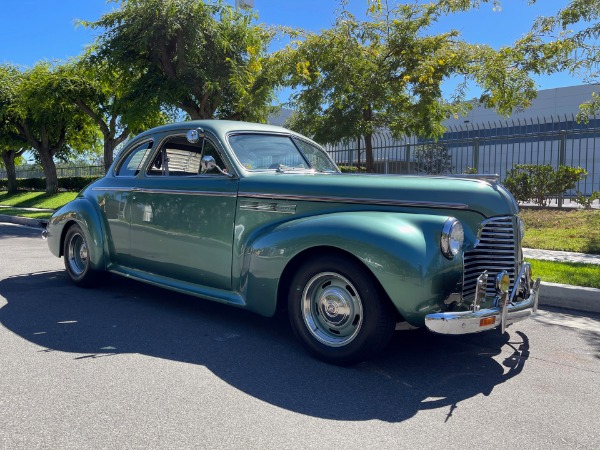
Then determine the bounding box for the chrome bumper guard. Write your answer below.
[425,263,541,335]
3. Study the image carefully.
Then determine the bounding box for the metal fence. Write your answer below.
[325,114,600,200]
[0,165,105,180]
[3,114,600,203]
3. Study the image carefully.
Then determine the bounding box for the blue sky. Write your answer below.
[0,0,579,101]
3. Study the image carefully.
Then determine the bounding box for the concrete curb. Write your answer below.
[538,281,600,314]
[0,214,46,229]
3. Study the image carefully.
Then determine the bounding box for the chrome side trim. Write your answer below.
[239,192,469,209]
[92,187,236,198]
[239,201,297,214]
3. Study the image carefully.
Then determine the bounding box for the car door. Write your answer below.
[128,134,238,291]
[96,139,154,268]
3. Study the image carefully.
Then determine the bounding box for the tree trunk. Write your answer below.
[365,132,375,173]
[363,105,375,173]
[104,139,115,173]
[38,147,59,194]
[1,152,18,194]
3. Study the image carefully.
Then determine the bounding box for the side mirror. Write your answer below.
[201,155,233,178]
[186,128,205,144]
[201,155,217,172]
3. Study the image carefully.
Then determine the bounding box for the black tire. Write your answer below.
[288,254,396,365]
[63,223,107,288]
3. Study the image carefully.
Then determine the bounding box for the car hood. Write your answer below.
[238,173,518,218]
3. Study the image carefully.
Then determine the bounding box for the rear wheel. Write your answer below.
[63,223,106,287]
[288,254,396,365]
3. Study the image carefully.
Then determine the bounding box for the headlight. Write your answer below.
[496,271,511,294]
[517,216,525,241]
[441,218,464,259]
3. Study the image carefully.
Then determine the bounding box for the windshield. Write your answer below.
[228,134,339,173]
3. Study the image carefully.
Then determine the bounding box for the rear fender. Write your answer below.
[47,198,107,271]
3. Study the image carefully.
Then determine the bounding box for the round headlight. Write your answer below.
[496,271,510,294]
[441,218,464,259]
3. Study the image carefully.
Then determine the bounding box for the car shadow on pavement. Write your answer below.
[0,270,530,423]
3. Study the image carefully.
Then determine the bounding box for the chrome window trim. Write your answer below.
[113,139,154,177]
[145,131,237,179]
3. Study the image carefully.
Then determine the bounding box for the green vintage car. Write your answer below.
[44,120,540,365]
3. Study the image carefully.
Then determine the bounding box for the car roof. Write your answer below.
[134,120,295,141]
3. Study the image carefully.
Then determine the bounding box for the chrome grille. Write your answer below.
[463,216,517,298]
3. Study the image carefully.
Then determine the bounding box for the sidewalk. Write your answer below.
[523,248,600,265]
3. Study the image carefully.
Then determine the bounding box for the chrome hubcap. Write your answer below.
[301,272,363,347]
[67,233,88,276]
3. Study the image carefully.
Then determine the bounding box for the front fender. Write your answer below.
[242,212,463,322]
[46,197,107,271]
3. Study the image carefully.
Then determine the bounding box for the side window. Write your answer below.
[294,138,339,172]
[148,136,227,176]
[115,141,153,177]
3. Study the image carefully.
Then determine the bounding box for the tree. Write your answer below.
[11,63,99,194]
[434,0,599,118]
[0,64,29,194]
[283,2,537,172]
[58,55,168,172]
[519,0,599,119]
[85,0,279,122]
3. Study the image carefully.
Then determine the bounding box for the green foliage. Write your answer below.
[57,56,168,171]
[503,164,587,206]
[282,2,538,171]
[414,143,453,175]
[573,190,600,209]
[0,176,99,192]
[0,64,30,193]
[338,165,367,173]
[86,0,278,122]
[512,0,600,119]
[4,62,102,194]
[464,167,478,174]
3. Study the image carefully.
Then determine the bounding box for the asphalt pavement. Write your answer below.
[1,221,599,449]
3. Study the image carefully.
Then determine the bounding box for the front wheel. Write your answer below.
[63,223,106,288]
[288,255,396,365]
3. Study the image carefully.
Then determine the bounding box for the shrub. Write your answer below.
[414,143,453,175]
[503,164,587,206]
[573,191,600,209]
[0,176,102,192]
[59,176,102,192]
[339,165,367,173]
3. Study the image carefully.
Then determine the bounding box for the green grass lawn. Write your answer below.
[0,191,77,210]
[528,259,600,289]
[520,208,600,255]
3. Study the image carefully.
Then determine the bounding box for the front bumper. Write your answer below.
[425,264,541,335]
